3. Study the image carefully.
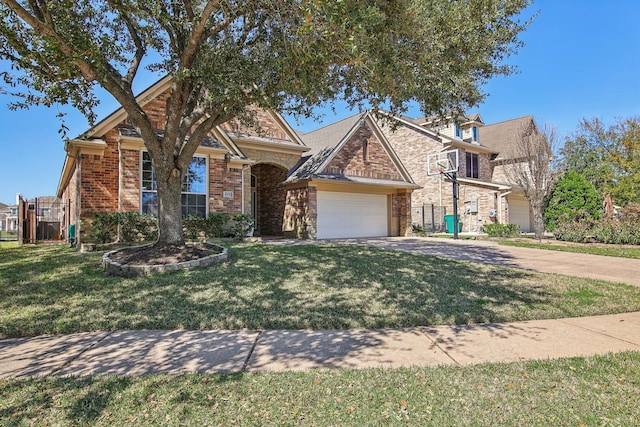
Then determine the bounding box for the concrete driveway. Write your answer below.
[318,237,640,287]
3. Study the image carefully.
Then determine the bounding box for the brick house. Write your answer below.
[378,114,536,232]
[287,113,418,239]
[57,77,415,243]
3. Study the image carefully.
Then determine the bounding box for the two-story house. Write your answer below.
[377,113,535,233]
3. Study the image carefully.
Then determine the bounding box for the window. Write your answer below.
[472,126,479,143]
[466,152,479,179]
[141,152,208,217]
[455,124,462,139]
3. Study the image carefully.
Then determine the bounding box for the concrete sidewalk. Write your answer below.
[2,312,639,378]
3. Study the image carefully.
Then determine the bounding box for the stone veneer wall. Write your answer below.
[283,186,310,238]
[391,192,412,236]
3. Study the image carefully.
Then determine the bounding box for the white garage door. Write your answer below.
[317,191,388,239]
[509,196,531,233]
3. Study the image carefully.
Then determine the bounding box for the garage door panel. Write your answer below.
[509,197,531,233]
[317,192,388,239]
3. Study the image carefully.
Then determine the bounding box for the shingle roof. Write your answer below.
[288,112,416,188]
[299,113,364,155]
[118,125,226,150]
[479,116,536,160]
[287,113,365,181]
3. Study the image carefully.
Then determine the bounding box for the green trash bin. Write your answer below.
[444,215,461,234]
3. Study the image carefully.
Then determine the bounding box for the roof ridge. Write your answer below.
[301,111,365,136]
[483,115,533,127]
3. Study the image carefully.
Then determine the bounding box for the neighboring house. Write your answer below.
[1,204,19,233]
[0,202,8,232]
[56,77,415,243]
[377,113,535,233]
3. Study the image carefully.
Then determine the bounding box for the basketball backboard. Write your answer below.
[427,149,459,175]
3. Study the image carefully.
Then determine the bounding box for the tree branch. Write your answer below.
[107,0,146,85]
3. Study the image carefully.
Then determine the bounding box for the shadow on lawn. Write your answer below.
[1,243,570,338]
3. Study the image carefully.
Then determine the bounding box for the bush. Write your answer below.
[545,171,602,231]
[481,223,521,238]
[90,212,157,244]
[412,224,427,237]
[226,214,255,240]
[89,212,120,244]
[553,212,640,245]
[89,212,255,244]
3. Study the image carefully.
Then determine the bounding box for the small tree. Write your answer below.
[499,120,557,239]
[544,171,602,231]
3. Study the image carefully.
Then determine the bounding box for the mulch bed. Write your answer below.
[106,243,222,265]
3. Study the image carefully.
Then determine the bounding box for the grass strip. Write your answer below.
[495,239,640,259]
[1,351,638,426]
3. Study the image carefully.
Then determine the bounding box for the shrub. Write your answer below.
[89,213,120,244]
[552,217,594,243]
[88,212,255,243]
[553,212,640,245]
[90,212,157,244]
[227,214,255,240]
[412,224,426,237]
[545,171,602,231]
[481,223,521,238]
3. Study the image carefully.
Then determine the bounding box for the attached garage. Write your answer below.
[508,194,532,233]
[316,191,388,239]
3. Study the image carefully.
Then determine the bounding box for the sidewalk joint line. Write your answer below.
[417,327,461,366]
[558,318,640,347]
[241,330,263,373]
[50,330,115,376]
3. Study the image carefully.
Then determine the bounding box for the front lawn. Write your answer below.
[1,351,638,426]
[2,243,640,338]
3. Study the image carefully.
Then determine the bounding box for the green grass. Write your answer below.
[497,239,640,259]
[2,243,640,339]
[1,351,638,426]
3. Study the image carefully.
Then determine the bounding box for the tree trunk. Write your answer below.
[155,168,185,245]
[532,204,545,241]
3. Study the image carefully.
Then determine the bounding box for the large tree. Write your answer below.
[0,0,533,245]
[561,116,640,206]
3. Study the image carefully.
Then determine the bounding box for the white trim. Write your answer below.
[233,136,310,155]
[84,76,172,138]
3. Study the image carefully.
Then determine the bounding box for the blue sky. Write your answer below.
[1,0,639,205]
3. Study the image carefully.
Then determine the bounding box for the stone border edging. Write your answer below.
[102,243,228,277]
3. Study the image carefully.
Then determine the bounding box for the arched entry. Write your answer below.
[250,163,288,236]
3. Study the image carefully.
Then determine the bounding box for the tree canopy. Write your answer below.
[0,0,533,244]
[561,116,640,206]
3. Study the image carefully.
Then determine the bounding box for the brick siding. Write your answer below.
[324,123,402,181]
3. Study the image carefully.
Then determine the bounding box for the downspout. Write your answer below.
[75,152,81,246]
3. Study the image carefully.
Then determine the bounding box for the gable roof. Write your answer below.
[288,112,417,188]
[479,115,537,160]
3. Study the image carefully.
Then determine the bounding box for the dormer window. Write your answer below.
[472,126,479,143]
[455,124,462,139]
